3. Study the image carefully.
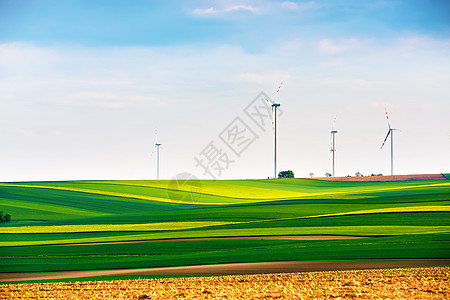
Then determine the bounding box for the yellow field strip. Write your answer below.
[1,226,449,247]
[304,205,450,219]
[95,180,450,200]
[0,184,225,206]
[0,221,237,234]
[98,181,309,199]
[2,181,449,205]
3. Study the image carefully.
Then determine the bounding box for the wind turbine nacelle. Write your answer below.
[272,103,281,107]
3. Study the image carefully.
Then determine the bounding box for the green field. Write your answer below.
[0,178,449,279]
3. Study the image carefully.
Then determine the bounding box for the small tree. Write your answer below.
[278,170,294,178]
[355,172,363,177]
[0,211,11,223]
[309,172,314,178]
[325,172,332,177]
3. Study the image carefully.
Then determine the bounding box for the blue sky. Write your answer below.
[1,0,449,181]
[1,1,449,47]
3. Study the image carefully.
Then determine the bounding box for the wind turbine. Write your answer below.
[151,130,162,180]
[266,83,283,179]
[380,107,398,176]
[330,117,337,177]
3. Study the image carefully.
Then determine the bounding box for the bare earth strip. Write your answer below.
[315,173,447,182]
[60,235,368,246]
[2,267,448,299]
[1,260,449,282]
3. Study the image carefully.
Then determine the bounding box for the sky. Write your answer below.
[0,0,449,181]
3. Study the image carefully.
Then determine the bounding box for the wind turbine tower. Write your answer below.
[380,107,398,176]
[151,130,162,180]
[155,142,161,180]
[330,125,337,177]
[266,83,283,179]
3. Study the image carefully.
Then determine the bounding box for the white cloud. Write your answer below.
[225,4,258,13]
[192,7,217,15]
[281,1,298,9]
[281,1,318,11]
[191,1,321,18]
[397,35,450,51]
[318,38,364,54]
[319,39,348,54]
[192,3,258,16]
[0,42,60,70]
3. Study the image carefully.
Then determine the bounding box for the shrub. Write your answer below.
[0,211,11,223]
[278,170,294,178]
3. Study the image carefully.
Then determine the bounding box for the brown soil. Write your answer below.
[1,267,448,299]
[315,173,447,182]
[60,235,368,246]
[1,260,448,282]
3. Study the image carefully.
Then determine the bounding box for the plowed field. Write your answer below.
[316,174,448,182]
[1,267,448,299]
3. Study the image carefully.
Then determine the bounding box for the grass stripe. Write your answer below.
[242,205,450,226]
[1,206,447,234]
[0,198,110,217]
[1,226,449,247]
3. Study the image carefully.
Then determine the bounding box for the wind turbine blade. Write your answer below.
[331,116,337,131]
[150,146,157,157]
[329,116,337,151]
[265,97,274,105]
[385,107,391,129]
[155,129,158,144]
[380,130,391,149]
[274,82,283,101]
